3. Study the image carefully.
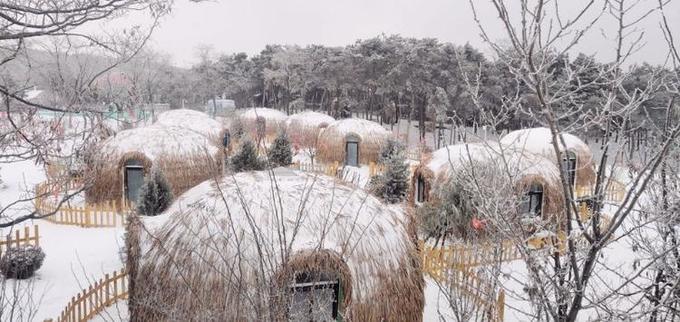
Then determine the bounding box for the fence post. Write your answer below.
[34,225,39,247]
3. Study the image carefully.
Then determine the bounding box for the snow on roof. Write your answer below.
[426,143,500,175]
[100,125,218,161]
[154,109,222,138]
[141,167,412,294]
[285,110,334,128]
[239,107,288,122]
[501,149,562,182]
[500,127,590,158]
[24,88,43,101]
[321,117,391,139]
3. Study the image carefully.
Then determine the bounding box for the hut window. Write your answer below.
[521,183,543,216]
[416,175,426,203]
[345,135,359,167]
[124,160,145,204]
[289,271,340,321]
[561,151,577,187]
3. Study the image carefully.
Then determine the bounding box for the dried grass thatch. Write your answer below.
[285,110,335,149]
[154,108,223,140]
[316,118,392,165]
[85,125,222,204]
[237,107,288,140]
[500,127,595,188]
[129,168,424,321]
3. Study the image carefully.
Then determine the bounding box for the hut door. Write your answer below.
[345,141,359,167]
[520,183,543,217]
[561,151,577,187]
[124,160,144,204]
[289,272,340,321]
[416,175,426,203]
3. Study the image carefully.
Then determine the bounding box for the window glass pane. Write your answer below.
[346,142,358,166]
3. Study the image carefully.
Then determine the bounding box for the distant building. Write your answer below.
[205,98,236,117]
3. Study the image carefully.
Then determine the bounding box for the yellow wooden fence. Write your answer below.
[574,179,626,203]
[0,225,40,257]
[46,268,128,322]
[35,183,129,228]
[421,242,514,321]
[288,161,340,177]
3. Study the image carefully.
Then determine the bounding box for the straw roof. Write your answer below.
[154,109,223,139]
[130,168,423,321]
[84,125,221,203]
[411,142,565,224]
[500,127,595,187]
[316,118,392,165]
[285,111,335,149]
[237,107,288,139]
[410,143,499,204]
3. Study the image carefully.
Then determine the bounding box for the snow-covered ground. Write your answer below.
[0,159,125,321]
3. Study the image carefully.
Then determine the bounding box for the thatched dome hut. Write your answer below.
[500,127,595,190]
[129,168,424,321]
[84,125,221,204]
[316,118,392,166]
[236,107,288,141]
[412,142,565,227]
[410,143,499,205]
[285,110,335,149]
[154,109,223,140]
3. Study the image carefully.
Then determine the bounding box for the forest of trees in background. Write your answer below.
[185,35,676,137]
[9,35,673,138]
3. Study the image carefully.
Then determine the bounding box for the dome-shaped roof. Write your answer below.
[426,143,499,175]
[99,125,218,161]
[500,127,590,158]
[285,110,334,129]
[320,118,390,139]
[137,168,421,320]
[155,109,222,138]
[239,107,288,123]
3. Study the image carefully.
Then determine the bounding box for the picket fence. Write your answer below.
[421,242,509,321]
[0,225,40,257]
[46,269,128,322]
[35,183,129,228]
[288,161,386,178]
[574,179,626,204]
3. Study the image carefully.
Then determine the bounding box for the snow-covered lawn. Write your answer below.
[0,160,125,321]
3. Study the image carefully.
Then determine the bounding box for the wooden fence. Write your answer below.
[422,242,509,321]
[35,183,129,228]
[421,241,522,280]
[288,161,340,177]
[0,225,40,257]
[47,268,128,322]
[574,179,626,204]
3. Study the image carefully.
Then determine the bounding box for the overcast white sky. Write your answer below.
[117,0,680,67]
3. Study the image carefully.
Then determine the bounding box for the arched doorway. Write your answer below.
[124,159,145,204]
[415,174,426,203]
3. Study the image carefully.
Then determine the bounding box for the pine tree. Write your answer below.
[370,140,410,203]
[267,131,293,167]
[136,167,173,216]
[230,139,264,172]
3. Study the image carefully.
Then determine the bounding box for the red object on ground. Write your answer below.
[472,218,486,230]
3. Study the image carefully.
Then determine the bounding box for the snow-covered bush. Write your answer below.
[231,140,265,172]
[370,139,409,203]
[418,180,476,240]
[136,167,173,216]
[267,131,293,167]
[379,138,405,163]
[0,245,46,279]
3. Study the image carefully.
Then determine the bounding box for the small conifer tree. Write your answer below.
[267,131,293,167]
[370,139,410,203]
[231,139,265,172]
[136,167,173,216]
